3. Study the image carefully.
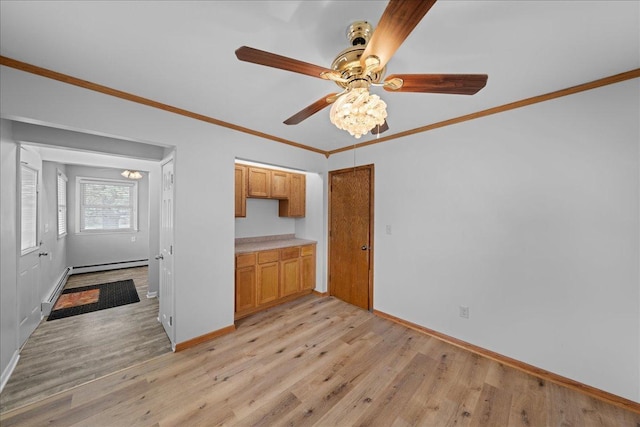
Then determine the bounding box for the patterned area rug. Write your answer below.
[47,279,140,321]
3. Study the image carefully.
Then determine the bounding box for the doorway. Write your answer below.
[328,164,374,310]
[18,146,43,347]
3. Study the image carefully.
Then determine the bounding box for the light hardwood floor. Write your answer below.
[1,294,638,426]
[0,267,172,413]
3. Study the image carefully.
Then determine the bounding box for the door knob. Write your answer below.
[38,252,48,257]
[155,254,164,260]
[361,245,368,251]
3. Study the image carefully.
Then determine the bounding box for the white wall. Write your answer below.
[329,79,640,402]
[0,66,327,348]
[40,161,68,297]
[235,198,295,238]
[65,164,150,269]
[0,120,19,390]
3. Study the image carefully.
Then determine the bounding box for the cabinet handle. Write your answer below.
[155,254,164,260]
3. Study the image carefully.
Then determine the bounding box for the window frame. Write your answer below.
[76,176,139,234]
[20,164,39,255]
[57,169,68,238]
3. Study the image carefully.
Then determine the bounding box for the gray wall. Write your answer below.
[65,164,150,269]
[0,120,19,390]
[329,78,640,402]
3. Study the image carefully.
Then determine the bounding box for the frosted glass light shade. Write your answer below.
[121,170,143,180]
[329,88,387,139]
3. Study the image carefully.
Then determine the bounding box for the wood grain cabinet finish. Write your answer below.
[247,167,271,198]
[235,243,316,319]
[280,247,301,297]
[257,262,279,305]
[301,245,316,290]
[235,253,256,312]
[236,164,306,218]
[279,173,306,217]
[270,170,290,199]
[234,165,247,218]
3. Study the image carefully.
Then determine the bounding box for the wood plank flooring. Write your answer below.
[0,267,171,413]
[1,294,638,426]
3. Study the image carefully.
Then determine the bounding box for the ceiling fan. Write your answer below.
[235,0,487,139]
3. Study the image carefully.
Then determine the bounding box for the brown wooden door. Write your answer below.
[329,165,374,310]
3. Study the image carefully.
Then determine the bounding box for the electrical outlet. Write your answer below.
[131,236,136,242]
[459,306,469,319]
[386,225,392,235]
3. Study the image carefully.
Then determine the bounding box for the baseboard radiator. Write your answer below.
[72,259,148,275]
[42,267,71,316]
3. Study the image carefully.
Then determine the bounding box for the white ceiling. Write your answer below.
[1,1,638,154]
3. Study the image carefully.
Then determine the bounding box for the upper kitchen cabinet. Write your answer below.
[247,167,271,198]
[235,164,247,218]
[270,170,290,199]
[237,164,306,218]
[279,173,305,217]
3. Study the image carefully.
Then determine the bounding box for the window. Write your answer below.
[57,170,68,237]
[77,177,138,233]
[21,165,38,252]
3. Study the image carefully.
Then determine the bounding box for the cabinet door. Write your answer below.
[257,262,279,305]
[235,165,247,217]
[235,265,256,312]
[271,170,290,199]
[301,245,316,290]
[279,173,306,217]
[248,167,270,198]
[280,257,301,297]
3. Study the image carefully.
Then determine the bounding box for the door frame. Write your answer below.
[159,155,176,350]
[327,164,375,311]
[17,145,43,347]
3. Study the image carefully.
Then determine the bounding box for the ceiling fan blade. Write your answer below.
[361,0,437,72]
[383,74,488,95]
[235,46,335,79]
[283,93,338,125]
[371,120,389,135]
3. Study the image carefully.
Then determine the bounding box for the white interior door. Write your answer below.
[18,146,43,347]
[159,157,175,348]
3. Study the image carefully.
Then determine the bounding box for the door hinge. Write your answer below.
[171,173,174,184]
[169,316,173,326]
[170,245,173,255]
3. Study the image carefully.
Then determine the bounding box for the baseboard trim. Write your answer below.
[373,309,640,414]
[0,351,20,394]
[41,266,71,316]
[146,291,158,299]
[312,290,328,297]
[72,260,148,275]
[175,325,236,352]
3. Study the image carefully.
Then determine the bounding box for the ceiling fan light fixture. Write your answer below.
[329,87,387,139]
[121,170,143,180]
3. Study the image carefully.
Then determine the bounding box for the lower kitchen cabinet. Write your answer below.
[257,250,279,305]
[235,253,256,313]
[235,244,316,319]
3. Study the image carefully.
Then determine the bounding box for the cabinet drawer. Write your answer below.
[258,250,279,264]
[236,253,256,268]
[300,245,314,256]
[280,247,300,260]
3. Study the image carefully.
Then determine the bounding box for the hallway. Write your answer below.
[0,267,171,413]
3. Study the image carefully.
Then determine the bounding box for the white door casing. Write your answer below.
[18,146,43,347]
[159,157,175,349]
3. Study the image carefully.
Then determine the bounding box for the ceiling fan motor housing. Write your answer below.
[347,21,372,46]
[330,21,385,89]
